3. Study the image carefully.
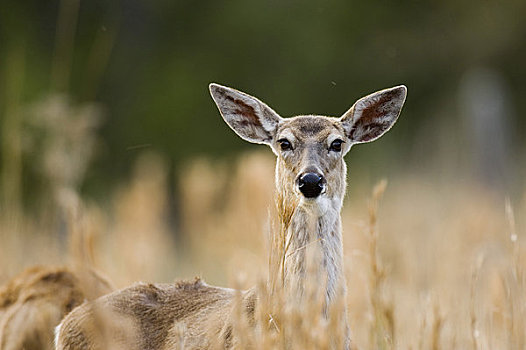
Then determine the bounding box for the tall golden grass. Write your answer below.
[1,135,525,348]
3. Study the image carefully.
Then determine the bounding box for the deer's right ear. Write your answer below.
[209,83,282,145]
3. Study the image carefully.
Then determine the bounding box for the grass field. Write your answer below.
[0,151,524,349]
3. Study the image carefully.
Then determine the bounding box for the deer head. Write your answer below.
[209,83,407,211]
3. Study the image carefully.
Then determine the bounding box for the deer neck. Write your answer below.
[272,173,347,308]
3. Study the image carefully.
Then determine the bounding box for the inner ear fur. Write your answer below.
[340,85,407,144]
[209,83,282,145]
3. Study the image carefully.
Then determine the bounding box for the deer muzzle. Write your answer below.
[297,172,325,198]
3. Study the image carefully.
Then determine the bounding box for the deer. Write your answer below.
[55,82,407,349]
[0,265,112,350]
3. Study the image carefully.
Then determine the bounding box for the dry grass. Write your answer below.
[1,143,525,348]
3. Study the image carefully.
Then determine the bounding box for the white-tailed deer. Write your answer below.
[56,83,406,349]
[0,265,112,350]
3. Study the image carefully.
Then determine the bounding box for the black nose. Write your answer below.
[298,173,324,198]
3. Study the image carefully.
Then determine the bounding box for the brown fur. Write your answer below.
[0,266,112,350]
[57,279,256,349]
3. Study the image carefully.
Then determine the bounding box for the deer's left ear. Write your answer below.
[340,85,407,144]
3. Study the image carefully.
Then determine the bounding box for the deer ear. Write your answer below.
[340,85,407,144]
[209,83,282,145]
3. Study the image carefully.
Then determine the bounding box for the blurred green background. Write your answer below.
[1,0,525,206]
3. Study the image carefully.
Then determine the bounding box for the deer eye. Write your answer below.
[278,138,293,151]
[329,139,344,152]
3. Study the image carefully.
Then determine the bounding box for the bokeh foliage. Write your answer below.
[1,0,525,200]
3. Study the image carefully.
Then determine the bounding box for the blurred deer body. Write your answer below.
[56,83,406,349]
[55,279,256,349]
[0,266,112,350]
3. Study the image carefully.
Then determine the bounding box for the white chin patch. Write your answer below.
[299,194,334,215]
[316,196,333,214]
